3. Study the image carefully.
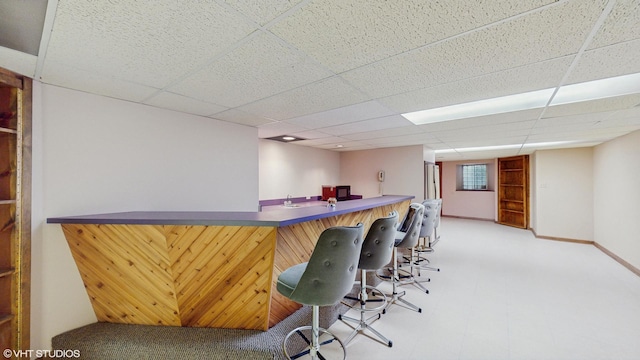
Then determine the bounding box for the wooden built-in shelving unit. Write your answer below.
[0,68,31,354]
[498,155,529,229]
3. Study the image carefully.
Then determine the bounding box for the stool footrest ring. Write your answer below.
[283,325,346,360]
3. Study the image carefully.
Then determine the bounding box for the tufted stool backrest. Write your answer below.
[358,211,399,271]
[288,223,364,306]
[420,199,438,238]
[395,203,425,249]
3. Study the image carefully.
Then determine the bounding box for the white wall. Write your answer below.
[593,130,640,270]
[532,147,594,241]
[258,139,340,200]
[440,159,496,220]
[340,145,424,201]
[32,83,259,350]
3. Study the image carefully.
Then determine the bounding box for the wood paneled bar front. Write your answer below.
[47,195,413,331]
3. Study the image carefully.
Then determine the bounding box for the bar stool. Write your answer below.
[413,199,440,274]
[339,211,399,347]
[432,198,442,247]
[377,203,425,313]
[276,224,364,360]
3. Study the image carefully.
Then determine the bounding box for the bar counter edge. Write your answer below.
[46,195,414,227]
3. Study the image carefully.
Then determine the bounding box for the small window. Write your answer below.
[462,164,487,190]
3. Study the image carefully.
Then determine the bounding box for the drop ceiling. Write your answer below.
[1,0,639,160]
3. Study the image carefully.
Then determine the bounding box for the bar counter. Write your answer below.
[48,195,413,331]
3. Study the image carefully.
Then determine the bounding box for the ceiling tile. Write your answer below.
[444,135,528,148]
[41,60,159,102]
[379,56,572,113]
[257,121,309,138]
[44,0,256,89]
[270,0,558,73]
[417,110,541,133]
[543,93,640,118]
[296,136,349,146]
[361,132,437,147]
[143,92,228,116]
[239,76,369,120]
[342,0,606,99]
[606,105,640,120]
[534,111,613,129]
[319,115,414,136]
[169,32,333,108]
[525,130,627,144]
[285,100,396,129]
[567,39,640,84]
[588,0,640,50]
[434,127,533,142]
[289,129,333,140]
[456,149,527,159]
[341,124,425,141]
[223,0,305,26]
[210,108,276,127]
[330,143,376,152]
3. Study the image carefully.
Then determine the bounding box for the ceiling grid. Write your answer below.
[0,0,638,160]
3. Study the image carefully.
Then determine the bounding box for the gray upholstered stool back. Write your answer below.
[395,203,425,249]
[434,199,442,228]
[287,224,364,306]
[420,199,438,239]
[359,211,399,271]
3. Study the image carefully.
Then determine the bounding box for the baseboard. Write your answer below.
[441,214,494,222]
[593,242,640,278]
[530,228,594,245]
[530,228,640,278]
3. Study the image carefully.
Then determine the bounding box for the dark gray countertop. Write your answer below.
[47,195,414,227]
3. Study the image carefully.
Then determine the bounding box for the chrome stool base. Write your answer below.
[283,325,346,360]
[339,284,392,347]
[376,264,424,313]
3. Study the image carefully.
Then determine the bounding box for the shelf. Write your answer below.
[0,127,17,134]
[499,184,524,187]
[0,200,16,205]
[0,268,15,278]
[500,169,523,172]
[501,200,524,203]
[500,209,525,214]
[0,314,14,326]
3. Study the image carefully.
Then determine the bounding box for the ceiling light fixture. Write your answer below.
[402,72,640,125]
[434,140,582,154]
[265,135,306,143]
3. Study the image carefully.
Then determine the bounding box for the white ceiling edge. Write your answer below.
[34,0,60,80]
[0,46,36,77]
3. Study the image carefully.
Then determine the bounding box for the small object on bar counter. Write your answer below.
[327,197,337,208]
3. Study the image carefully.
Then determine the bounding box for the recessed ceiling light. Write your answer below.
[402,72,640,125]
[265,135,306,143]
[335,144,344,148]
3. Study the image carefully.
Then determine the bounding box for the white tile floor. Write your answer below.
[327,217,640,360]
